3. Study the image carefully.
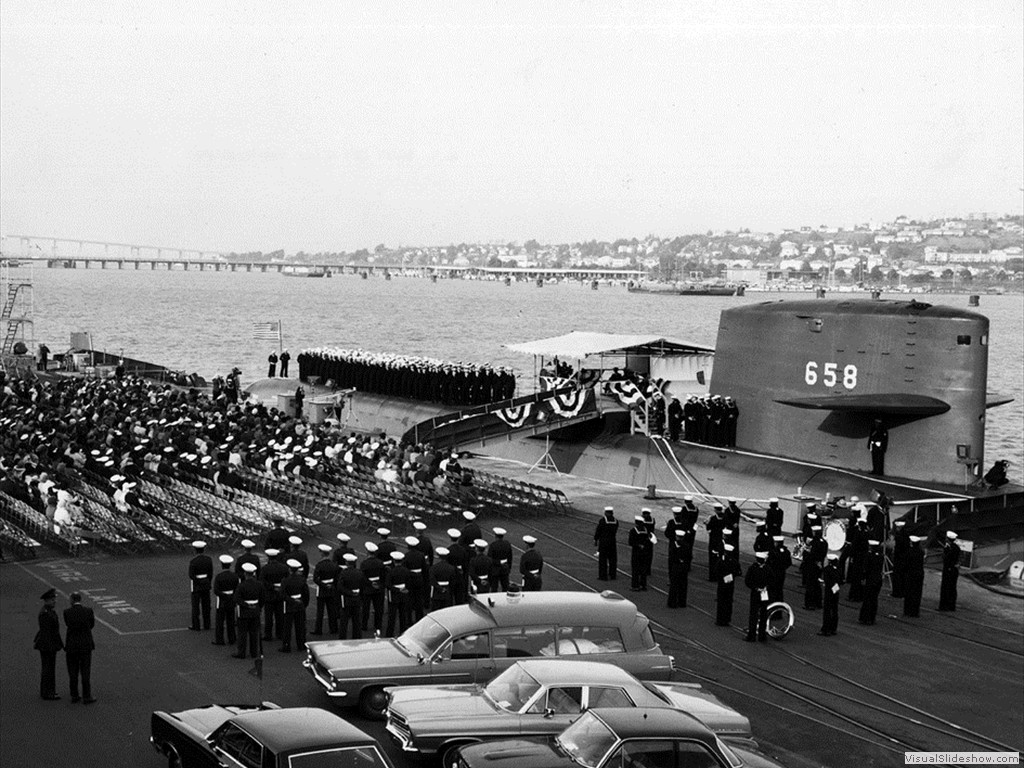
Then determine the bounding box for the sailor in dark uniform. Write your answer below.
[628,516,652,592]
[332,532,353,566]
[212,554,239,646]
[683,395,699,441]
[868,419,888,475]
[753,521,771,554]
[385,551,412,636]
[235,539,262,580]
[765,498,783,537]
[594,507,619,581]
[468,539,494,595]
[360,542,386,635]
[725,498,742,547]
[35,588,63,700]
[336,553,363,639]
[459,511,482,549]
[188,540,213,631]
[858,540,884,625]
[487,528,513,592]
[375,528,397,561]
[260,548,288,641]
[819,553,842,636]
[279,349,291,377]
[744,551,771,642]
[903,535,926,617]
[664,506,686,554]
[429,547,459,611]
[312,544,340,636]
[265,518,290,553]
[403,537,428,623]
[267,351,278,378]
[845,509,870,602]
[667,396,684,441]
[681,496,700,530]
[716,543,742,627]
[890,520,909,598]
[232,562,263,659]
[938,530,961,611]
[288,535,310,580]
[519,535,544,591]
[724,396,739,447]
[279,559,309,652]
[801,525,826,610]
[445,528,469,604]
[412,521,434,567]
[767,534,792,603]
[705,503,726,582]
[666,529,692,608]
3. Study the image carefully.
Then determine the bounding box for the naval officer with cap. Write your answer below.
[488,528,513,592]
[819,553,842,636]
[938,531,961,611]
[429,547,459,611]
[35,588,63,700]
[233,562,263,659]
[280,558,309,652]
[594,507,619,581]
[188,541,213,631]
[235,539,262,578]
[903,535,926,617]
[858,540,884,625]
[312,543,340,635]
[336,553,364,639]
[386,551,412,636]
[404,536,428,623]
[744,550,771,642]
[212,554,239,646]
[520,536,543,591]
[260,549,288,641]
[628,516,653,592]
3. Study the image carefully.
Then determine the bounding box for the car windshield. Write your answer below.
[555,712,617,768]
[482,664,542,712]
[398,616,450,657]
[288,745,390,768]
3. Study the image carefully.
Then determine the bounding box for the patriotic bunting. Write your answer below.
[495,402,533,428]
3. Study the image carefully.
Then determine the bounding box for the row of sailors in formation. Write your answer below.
[186,514,544,658]
[296,348,516,406]
[599,497,959,641]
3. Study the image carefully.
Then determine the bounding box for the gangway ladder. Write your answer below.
[1,257,35,359]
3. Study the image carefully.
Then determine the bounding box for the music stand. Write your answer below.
[528,435,560,475]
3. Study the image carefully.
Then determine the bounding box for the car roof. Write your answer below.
[232,708,377,753]
[589,707,717,740]
[463,590,640,627]
[511,659,638,686]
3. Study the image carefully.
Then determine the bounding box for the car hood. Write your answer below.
[650,683,752,737]
[389,686,501,720]
[170,705,263,737]
[307,637,416,673]
[459,738,569,768]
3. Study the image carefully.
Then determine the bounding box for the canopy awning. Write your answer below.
[504,331,714,359]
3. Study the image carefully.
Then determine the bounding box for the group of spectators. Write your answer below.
[297,348,516,406]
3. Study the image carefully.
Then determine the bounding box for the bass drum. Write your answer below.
[824,519,847,552]
[765,602,794,639]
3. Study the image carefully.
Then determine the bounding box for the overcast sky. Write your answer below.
[2,1,1022,252]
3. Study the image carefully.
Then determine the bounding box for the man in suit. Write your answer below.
[64,592,96,703]
[35,588,63,700]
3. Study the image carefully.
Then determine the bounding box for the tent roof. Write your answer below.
[504,331,714,358]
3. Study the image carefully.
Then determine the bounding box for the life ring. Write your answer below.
[765,601,794,639]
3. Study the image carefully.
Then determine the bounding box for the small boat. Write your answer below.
[627,281,737,296]
[281,265,327,278]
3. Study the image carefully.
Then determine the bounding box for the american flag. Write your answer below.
[252,321,281,341]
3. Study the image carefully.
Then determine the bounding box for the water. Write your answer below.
[16,266,1024,480]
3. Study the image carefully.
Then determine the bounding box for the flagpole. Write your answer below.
[278,318,283,354]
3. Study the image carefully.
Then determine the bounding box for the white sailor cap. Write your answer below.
[769,497,779,504]
[289,535,302,545]
[772,535,784,541]
[463,511,476,521]
[317,543,332,554]
[413,521,427,531]
[909,535,925,543]
[522,535,537,544]
[634,515,645,522]
[241,539,255,548]
[286,558,301,569]
[827,552,839,560]
[192,540,207,549]
[713,503,724,510]
[404,536,419,547]
[435,547,450,557]
[336,533,351,542]
[365,542,379,553]
[265,548,280,557]
[343,553,358,563]
[684,495,693,502]
[604,506,614,512]
[755,550,768,559]
[811,525,822,531]
[447,528,461,538]
[946,530,958,540]
[894,520,906,526]
[722,528,733,536]
[390,551,405,561]
[671,506,683,514]
[469,538,484,549]
[806,502,817,509]
[868,539,880,546]
[377,527,391,537]
[241,562,257,573]
[723,543,735,551]
[493,527,506,536]
[728,497,738,503]
[675,529,688,537]
[219,554,234,565]
[641,507,652,514]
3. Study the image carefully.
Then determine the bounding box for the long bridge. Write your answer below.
[0,234,645,280]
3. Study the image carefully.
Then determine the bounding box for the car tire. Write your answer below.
[358,686,388,720]
[441,741,474,768]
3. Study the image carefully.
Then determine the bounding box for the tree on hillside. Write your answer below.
[869,266,884,280]
[524,239,540,253]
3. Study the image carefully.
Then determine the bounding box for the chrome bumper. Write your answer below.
[302,658,349,698]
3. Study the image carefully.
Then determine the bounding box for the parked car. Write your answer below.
[150,702,394,768]
[304,590,674,719]
[384,659,753,765]
[454,708,788,768]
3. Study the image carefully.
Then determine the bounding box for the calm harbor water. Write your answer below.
[17,266,1024,480]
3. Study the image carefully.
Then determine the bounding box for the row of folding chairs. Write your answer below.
[0,491,86,555]
[0,514,41,558]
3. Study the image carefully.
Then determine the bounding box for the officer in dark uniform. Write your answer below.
[519,535,543,592]
[903,535,926,617]
[765,498,783,537]
[188,540,214,631]
[288,535,310,580]
[232,562,263,659]
[235,539,262,579]
[312,544,340,636]
[744,550,771,642]
[868,419,888,475]
[938,530,962,611]
[35,588,63,700]
[716,543,742,627]
[280,558,309,652]
[705,503,726,582]
[385,551,412,636]
[641,508,657,579]
[412,521,434,566]
[666,528,692,608]
[468,539,493,595]
[858,540,884,625]
[429,547,459,611]
[819,553,842,636]
[260,548,288,641]
[445,528,469,604]
[212,554,239,646]
[360,542,386,635]
[890,520,909,598]
[487,527,514,592]
[265,517,290,553]
[725,498,742,548]
[667,396,684,441]
[802,525,826,609]
[767,534,792,602]
[846,510,870,602]
[628,516,652,592]
[404,536,428,623]
[594,507,619,581]
[459,511,482,549]
[336,553,364,639]
[753,521,771,554]
[332,532,353,566]
[375,528,397,561]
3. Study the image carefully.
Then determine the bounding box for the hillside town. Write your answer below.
[232,213,1023,288]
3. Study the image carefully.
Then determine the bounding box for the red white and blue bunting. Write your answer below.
[495,402,533,428]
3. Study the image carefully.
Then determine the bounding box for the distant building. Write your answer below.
[725,267,765,284]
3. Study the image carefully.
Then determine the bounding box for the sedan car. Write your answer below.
[150,702,394,768]
[455,708,788,768]
[305,590,674,719]
[384,659,752,765]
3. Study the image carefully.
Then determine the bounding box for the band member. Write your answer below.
[819,553,842,636]
[858,540,884,625]
[890,520,910,598]
[938,530,961,611]
[716,543,742,626]
[744,551,771,642]
[705,503,726,582]
[765,498,783,537]
[212,554,239,646]
[232,563,263,659]
[594,508,619,581]
[801,525,826,610]
[767,534,792,602]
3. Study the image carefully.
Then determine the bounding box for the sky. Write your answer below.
[1,1,1022,253]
